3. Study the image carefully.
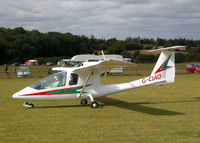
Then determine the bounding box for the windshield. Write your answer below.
[30,71,67,90]
[195,64,200,68]
[187,64,194,68]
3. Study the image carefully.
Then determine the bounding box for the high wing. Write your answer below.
[73,59,135,74]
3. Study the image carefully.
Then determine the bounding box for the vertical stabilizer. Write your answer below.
[151,51,175,84]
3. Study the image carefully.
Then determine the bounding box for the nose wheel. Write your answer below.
[23,102,34,108]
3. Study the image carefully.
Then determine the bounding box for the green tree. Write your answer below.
[125,37,143,50]
[107,41,126,54]
[121,50,132,58]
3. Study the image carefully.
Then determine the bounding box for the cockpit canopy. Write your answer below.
[30,72,67,90]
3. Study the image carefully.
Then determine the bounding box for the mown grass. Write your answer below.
[0,74,200,143]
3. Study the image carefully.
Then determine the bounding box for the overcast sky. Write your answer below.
[0,0,200,39]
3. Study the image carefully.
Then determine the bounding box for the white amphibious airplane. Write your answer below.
[12,46,185,108]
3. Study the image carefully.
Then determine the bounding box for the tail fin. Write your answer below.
[151,51,175,84]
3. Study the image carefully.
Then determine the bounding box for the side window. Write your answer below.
[69,73,78,85]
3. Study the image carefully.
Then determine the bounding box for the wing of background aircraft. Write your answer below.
[73,59,135,74]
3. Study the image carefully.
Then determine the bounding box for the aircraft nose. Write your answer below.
[12,92,20,99]
[12,87,37,99]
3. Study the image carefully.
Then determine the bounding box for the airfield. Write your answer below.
[1,73,200,143]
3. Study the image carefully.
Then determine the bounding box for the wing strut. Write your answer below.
[77,71,92,98]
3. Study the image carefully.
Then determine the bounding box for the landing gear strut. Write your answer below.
[23,102,34,108]
[85,94,99,108]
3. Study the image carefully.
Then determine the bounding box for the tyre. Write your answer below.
[91,101,98,108]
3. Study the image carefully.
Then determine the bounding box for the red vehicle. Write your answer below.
[186,64,200,73]
[24,60,38,66]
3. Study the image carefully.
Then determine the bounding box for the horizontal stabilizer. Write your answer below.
[149,46,186,52]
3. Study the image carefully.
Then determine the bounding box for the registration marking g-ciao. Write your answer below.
[142,74,161,84]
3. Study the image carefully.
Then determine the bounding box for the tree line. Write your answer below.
[0,27,200,64]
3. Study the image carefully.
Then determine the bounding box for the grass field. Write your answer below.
[1,74,200,143]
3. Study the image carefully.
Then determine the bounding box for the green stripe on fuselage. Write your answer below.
[50,85,92,94]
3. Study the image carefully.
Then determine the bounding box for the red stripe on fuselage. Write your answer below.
[20,85,83,96]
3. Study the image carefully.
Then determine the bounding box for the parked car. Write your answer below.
[12,63,20,66]
[17,66,31,77]
[186,63,200,73]
[46,62,55,66]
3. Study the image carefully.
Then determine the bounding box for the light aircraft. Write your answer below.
[12,46,185,108]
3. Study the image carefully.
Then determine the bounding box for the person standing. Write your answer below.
[4,64,9,76]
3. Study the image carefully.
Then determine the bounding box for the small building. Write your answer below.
[24,60,38,66]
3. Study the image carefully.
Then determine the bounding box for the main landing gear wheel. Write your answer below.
[85,94,99,108]
[91,101,99,108]
[23,102,34,109]
[81,99,88,105]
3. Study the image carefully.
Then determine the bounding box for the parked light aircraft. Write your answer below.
[12,46,185,108]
